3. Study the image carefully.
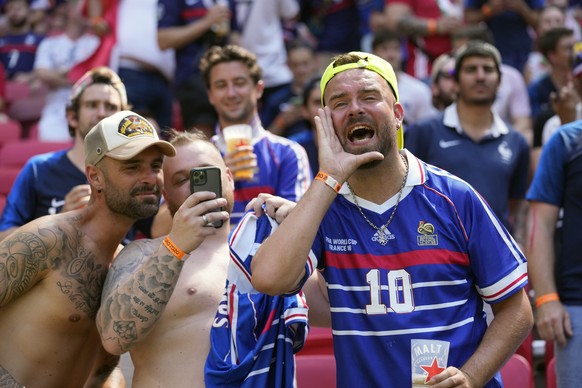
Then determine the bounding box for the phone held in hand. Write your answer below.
[190,167,223,228]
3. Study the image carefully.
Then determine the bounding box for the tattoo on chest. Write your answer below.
[55,231,107,317]
[0,227,107,317]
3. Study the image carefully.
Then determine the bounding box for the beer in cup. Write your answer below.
[223,124,254,180]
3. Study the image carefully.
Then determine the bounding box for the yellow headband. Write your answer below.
[320,52,404,150]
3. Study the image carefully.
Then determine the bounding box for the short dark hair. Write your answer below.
[453,41,502,82]
[286,38,315,55]
[199,45,262,89]
[371,29,402,50]
[537,27,574,59]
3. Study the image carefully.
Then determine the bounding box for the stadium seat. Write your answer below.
[300,326,334,356]
[27,121,39,140]
[545,340,554,367]
[295,354,336,388]
[0,140,71,168]
[515,328,533,367]
[5,80,31,104]
[0,167,21,196]
[0,120,23,145]
[7,94,45,122]
[0,194,6,215]
[500,353,534,388]
[7,94,46,129]
[546,357,556,388]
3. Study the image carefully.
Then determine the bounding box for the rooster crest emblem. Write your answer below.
[418,221,435,235]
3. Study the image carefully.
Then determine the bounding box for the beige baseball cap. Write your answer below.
[85,111,176,165]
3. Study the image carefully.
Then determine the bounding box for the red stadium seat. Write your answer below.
[515,329,533,367]
[545,340,554,367]
[500,353,534,388]
[0,194,6,215]
[0,120,23,144]
[295,354,336,388]
[5,80,31,104]
[27,121,39,140]
[7,94,46,128]
[0,167,21,196]
[300,326,334,356]
[0,140,72,168]
[546,357,557,388]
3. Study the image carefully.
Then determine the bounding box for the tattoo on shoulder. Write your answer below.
[0,225,108,317]
[0,229,58,306]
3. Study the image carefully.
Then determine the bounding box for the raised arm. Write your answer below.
[250,178,335,295]
[251,107,383,295]
[96,192,228,354]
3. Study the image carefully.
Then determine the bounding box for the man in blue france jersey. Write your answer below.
[96,130,308,387]
[251,51,533,387]
[0,66,132,242]
[199,44,312,226]
[526,120,582,386]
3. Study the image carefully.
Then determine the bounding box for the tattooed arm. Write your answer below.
[96,190,229,354]
[96,239,185,355]
[0,227,59,307]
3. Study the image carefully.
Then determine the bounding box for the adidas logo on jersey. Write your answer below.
[372,229,395,244]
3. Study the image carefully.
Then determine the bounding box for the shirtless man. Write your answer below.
[96,130,232,387]
[0,110,175,387]
[98,129,326,386]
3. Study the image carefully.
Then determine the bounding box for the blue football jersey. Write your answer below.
[0,149,82,230]
[304,150,527,387]
[205,212,308,387]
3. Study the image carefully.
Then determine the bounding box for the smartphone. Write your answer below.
[190,167,223,228]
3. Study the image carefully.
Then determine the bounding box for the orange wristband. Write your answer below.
[427,19,438,35]
[535,292,560,308]
[481,4,492,18]
[315,171,342,193]
[162,236,186,260]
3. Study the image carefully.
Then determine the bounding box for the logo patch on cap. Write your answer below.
[118,115,155,138]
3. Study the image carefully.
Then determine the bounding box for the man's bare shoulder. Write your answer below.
[0,213,82,275]
[0,211,106,314]
[1,212,80,246]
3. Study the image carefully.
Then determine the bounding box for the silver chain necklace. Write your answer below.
[347,154,409,246]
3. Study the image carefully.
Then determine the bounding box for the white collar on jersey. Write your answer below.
[338,150,425,214]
